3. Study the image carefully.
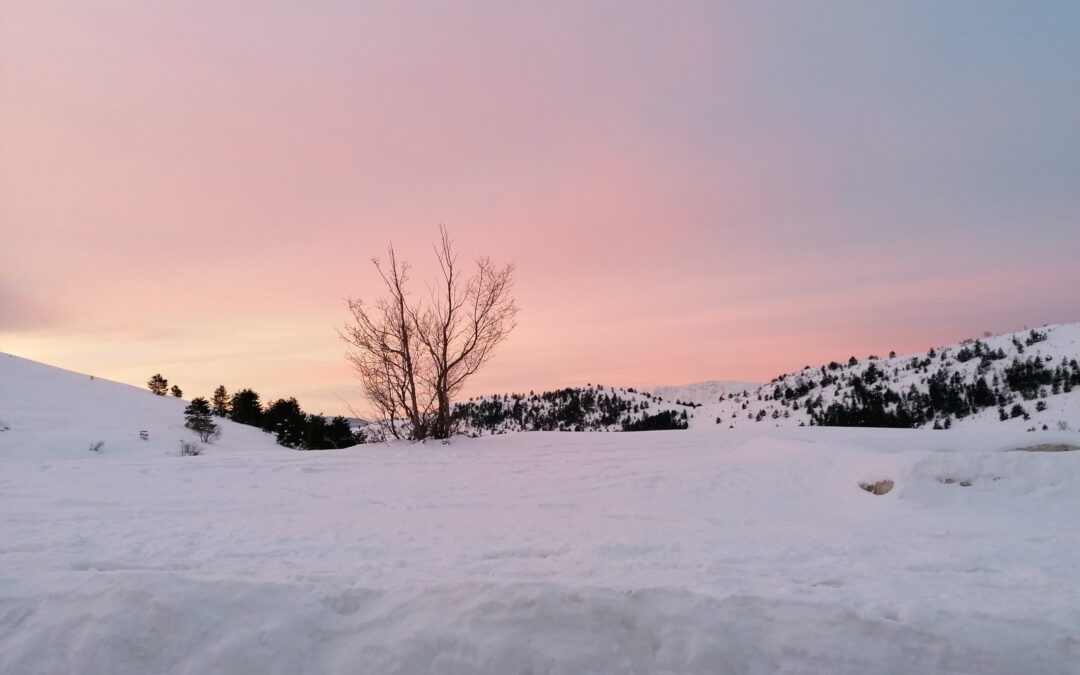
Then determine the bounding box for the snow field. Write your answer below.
[3,426,1080,673]
[3,351,1080,673]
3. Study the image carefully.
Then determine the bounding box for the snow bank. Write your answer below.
[5,576,1074,675]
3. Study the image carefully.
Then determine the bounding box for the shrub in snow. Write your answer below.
[179,440,203,456]
[88,440,105,453]
[0,420,9,432]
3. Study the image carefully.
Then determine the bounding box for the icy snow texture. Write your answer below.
[2,352,1080,674]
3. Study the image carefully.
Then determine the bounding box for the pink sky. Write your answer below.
[3,2,1078,416]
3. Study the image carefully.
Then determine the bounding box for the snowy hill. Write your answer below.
[701,324,1079,432]
[454,324,1078,436]
[3,348,1080,673]
[0,351,284,460]
[645,379,758,406]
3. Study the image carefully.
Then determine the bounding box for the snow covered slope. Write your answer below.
[454,324,1078,436]
[700,323,1080,432]
[3,352,1080,673]
[0,351,284,460]
[645,379,758,406]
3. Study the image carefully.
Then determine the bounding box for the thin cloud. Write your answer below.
[0,284,63,332]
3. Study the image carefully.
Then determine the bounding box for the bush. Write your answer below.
[179,440,203,456]
[88,440,105,453]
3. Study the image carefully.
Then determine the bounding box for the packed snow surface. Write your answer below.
[3,353,1080,674]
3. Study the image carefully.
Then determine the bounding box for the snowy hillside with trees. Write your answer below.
[703,324,1079,432]
[452,385,695,434]
[2,352,1080,673]
[0,352,288,460]
[453,324,1079,436]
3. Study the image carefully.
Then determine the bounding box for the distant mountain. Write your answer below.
[644,380,758,406]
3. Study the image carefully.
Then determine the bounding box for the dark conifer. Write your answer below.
[148,374,168,396]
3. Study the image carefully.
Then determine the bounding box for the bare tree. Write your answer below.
[343,247,434,440]
[342,227,517,440]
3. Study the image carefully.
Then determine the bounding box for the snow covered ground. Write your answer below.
[643,380,758,406]
[3,353,1080,674]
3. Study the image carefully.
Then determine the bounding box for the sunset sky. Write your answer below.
[2,2,1079,416]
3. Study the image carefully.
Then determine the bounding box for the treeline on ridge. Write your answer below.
[150,375,363,449]
[453,385,689,433]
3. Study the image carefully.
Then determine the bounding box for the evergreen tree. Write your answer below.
[211,385,231,417]
[148,374,168,396]
[327,416,360,448]
[184,397,220,443]
[170,385,183,398]
[262,398,307,448]
[229,389,263,427]
[304,413,329,449]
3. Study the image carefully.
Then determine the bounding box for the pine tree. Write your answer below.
[211,385,231,417]
[184,397,220,443]
[327,416,359,448]
[170,385,183,398]
[229,389,263,427]
[148,374,168,396]
[262,398,307,448]
[304,413,329,450]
